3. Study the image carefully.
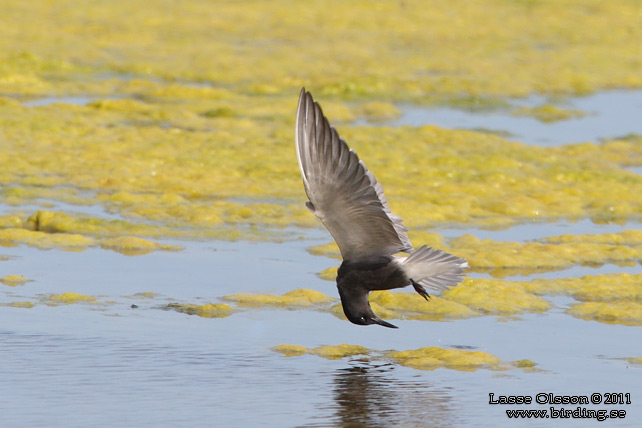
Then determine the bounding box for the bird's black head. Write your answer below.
[337,282,398,329]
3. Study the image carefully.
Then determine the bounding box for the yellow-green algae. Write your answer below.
[327,285,537,321]
[100,236,182,255]
[258,273,641,324]
[318,267,338,282]
[271,344,308,357]
[272,344,369,360]
[0,301,35,309]
[0,0,641,240]
[567,301,642,326]
[0,211,184,253]
[1,1,639,98]
[25,210,172,238]
[525,273,642,302]
[449,232,642,276]
[272,344,534,372]
[0,228,95,251]
[130,292,158,299]
[0,274,30,286]
[314,229,642,278]
[331,290,479,322]
[542,230,642,245]
[511,104,587,123]
[2,101,642,235]
[46,292,97,304]
[388,347,502,372]
[327,279,544,318]
[222,288,335,308]
[511,360,539,372]
[166,302,233,319]
[310,344,370,360]
[22,209,219,241]
[442,279,551,315]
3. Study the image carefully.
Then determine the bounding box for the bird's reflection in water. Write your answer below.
[324,361,455,428]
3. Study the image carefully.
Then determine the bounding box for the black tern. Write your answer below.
[295,88,468,328]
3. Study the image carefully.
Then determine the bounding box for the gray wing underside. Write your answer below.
[295,88,413,260]
[402,245,468,293]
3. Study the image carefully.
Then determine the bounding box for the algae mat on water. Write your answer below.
[272,344,538,373]
[1,0,640,98]
[1,107,642,237]
[1,0,642,239]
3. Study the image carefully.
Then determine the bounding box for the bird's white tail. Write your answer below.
[401,245,468,293]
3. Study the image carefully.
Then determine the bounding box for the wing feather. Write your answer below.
[295,88,413,260]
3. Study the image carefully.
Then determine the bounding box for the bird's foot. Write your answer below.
[410,279,431,301]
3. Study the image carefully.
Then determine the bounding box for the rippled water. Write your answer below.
[2,91,641,427]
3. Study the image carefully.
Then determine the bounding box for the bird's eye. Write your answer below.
[359,316,367,323]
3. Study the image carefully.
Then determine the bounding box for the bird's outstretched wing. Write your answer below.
[295,88,412,260]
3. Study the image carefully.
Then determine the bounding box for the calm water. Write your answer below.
[2,90,641,427]
[390,90,642,147]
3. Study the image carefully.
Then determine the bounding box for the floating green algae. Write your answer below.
[511,359,538,369]
[272,344,369,360]
[100,236,182,256]
[542,230,642,245]
[313,230,642,277]
[25,210,170,238]
[46,292,98,305]
[0,301,35,309]
[2,97,642,236]
[166,302,234,319]
[354,291,478,321]
[525,273,642,302]
[326,283,545,320]
[0,1,641,241]
[310,344,371,360]
[271,344,308,357]
[0,211,187,253]
[511,104,587,122]
[449,232,642,275]
[273,343,534,372]
[129,292,158,299]
[567,301,642,326]
[0,228,95,251]
[0,274,30,286]
[442,279,551,315]
[223,273,641,325]
[318,267,338,282]
[388,347,502,372]
[1,0,639,98]
[222,288,335,308]
[308,242,342,259]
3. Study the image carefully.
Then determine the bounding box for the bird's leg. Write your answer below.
[410,279,431,301]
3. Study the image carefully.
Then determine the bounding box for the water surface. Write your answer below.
[2,90,641,427]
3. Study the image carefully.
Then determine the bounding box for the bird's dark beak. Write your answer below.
[371,316,398,329]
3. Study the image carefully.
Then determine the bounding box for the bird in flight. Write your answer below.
[295,88,468,328]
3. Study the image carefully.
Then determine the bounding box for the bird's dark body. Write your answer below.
[337,256,409,292]
[336,257,410,327]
